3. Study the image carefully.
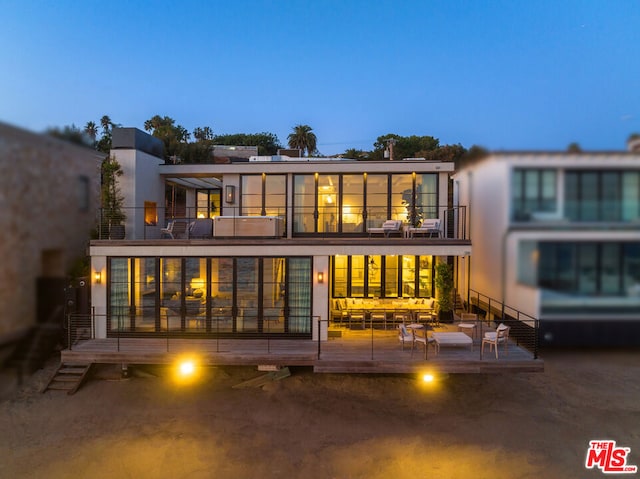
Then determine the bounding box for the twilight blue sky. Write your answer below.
[2,0,639,154]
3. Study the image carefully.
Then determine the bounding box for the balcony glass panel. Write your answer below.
[293,175,315,233]
[342,174,364,233]
[366,174,388,228]
[318,174,339,233]
[391,174,412,224]
[415,174,438,223]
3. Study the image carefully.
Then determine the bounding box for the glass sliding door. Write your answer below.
[236,257,259,333]
[415,174,438,224]
[262,258,285,333]
[342,174,364,233]
[109,258,130,333]
[264,174,287,219]
[391,174,413,224]
[384,256,399,297]
[184,258,206,332]
[108,256,312,338]
[287,258,312,333]
[160,258,183,331]
[367,255,382,297]
[365,174,388,228]
[210,258,234,332]
[294,175,316,233]
[133,258,157,332]
[318,174,339,233]
[196,189,221,219]
[333,255,348,297]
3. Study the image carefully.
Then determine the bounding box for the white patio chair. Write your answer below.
[398,324,414,350]
[412,327,435,360]
[481,323,510,358]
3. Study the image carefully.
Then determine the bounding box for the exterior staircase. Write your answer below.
[42,362,92,395]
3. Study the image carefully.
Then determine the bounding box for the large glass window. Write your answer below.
[512,169,557,220]
[331,255,434,298]
[108,256,312,337]
[538,242,638,296]
[565,170,640,222]
[294,172,439,234]
[241,174,287,219]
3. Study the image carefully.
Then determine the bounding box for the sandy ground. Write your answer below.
[0,349,639,479]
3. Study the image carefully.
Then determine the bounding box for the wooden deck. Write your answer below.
[62,326,543,374]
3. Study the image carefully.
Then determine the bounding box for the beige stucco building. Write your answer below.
[0,122,104,345]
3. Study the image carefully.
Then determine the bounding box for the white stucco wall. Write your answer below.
[112,149,164,239]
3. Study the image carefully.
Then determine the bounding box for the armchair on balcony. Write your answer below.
[408,219,441,238]
[367,220,403,237]
[188,218,214,239]
[161,219,189,239]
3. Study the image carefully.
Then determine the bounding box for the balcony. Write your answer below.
[95,205,469,243]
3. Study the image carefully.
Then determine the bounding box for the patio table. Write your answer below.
[432,332,473,355]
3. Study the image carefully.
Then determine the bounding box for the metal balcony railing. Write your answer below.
[96,205,469,241]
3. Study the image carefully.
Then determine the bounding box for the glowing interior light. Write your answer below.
[422,373,435,383]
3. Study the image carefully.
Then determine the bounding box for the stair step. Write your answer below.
[42,362,92,395]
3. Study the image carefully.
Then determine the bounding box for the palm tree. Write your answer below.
[84,121,98,141]
[287,124,317,157]
[100,115,113,134]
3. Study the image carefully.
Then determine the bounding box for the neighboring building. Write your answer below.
[453,148,640,346]
[0,122,103,346]
[89,128,471,344]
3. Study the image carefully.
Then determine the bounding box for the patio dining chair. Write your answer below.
[398,324,414,350]
[457,312,478,338]
[412,327,435,360]
[481,323,510,358]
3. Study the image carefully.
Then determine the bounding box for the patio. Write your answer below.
[61,322,543,374]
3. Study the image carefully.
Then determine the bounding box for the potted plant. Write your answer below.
[434,261,454,323]
[101,156,126,239]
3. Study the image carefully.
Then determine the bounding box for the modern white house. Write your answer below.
[453,146,640,346]
[88,128,471,344]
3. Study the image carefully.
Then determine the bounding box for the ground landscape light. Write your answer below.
[173,356,201,384]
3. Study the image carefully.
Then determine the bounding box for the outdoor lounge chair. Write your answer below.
[481,323,510,358]
[367,219,403,237]
[408,219,441,238]
[161,219,189,239]
[188,218,214,239]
